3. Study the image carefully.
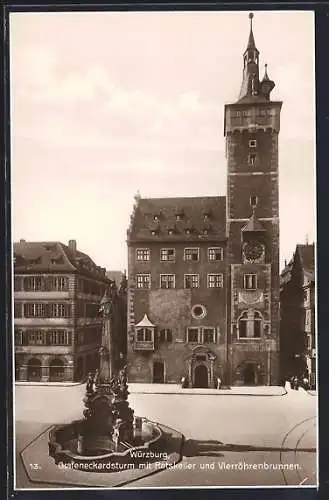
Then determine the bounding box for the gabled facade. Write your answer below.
[280,243,316,387]
[126,196,227,387]
[126,13,281,387]
[13,239,123,382]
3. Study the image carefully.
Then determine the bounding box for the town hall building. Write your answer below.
[126,13,282,387]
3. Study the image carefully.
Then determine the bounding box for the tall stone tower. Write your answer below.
[224,13,282,385]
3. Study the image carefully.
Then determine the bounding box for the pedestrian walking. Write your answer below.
[289,376,294,390]
[302,375,309,390]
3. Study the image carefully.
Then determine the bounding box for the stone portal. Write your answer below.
[188,346,217,388]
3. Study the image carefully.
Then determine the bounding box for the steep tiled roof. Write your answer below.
[135,314,156,328]
[241,213,265,232]
[106,270,124,288]
[280,259,293,287]
[13,240,108,280]
[128,196,226,242]
[297,243,315,281]
[280,244,315,289]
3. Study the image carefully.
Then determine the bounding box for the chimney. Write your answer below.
[68,239,77,256]
[20,239,26,243]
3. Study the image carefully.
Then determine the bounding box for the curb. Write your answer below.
[15,382,287,396]
[15,382,85,387]
[129,391,287,396]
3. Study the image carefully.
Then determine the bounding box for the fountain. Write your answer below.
[48,281,164,472]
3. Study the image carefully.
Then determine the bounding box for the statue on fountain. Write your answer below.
[48,279,166,470]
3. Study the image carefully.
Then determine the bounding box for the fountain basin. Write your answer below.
[49,417,164,473]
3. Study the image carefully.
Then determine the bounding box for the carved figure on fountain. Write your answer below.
[86,372,95,394]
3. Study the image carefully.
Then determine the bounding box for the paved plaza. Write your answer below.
[14,383,317,489]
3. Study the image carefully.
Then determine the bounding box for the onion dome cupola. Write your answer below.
[135,314,156,329]
[260,63,275,100]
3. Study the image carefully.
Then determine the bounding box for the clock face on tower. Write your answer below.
[243,241,264,262]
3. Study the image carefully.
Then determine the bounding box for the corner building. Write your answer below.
[14,239,110,382]
[127,14,282,386]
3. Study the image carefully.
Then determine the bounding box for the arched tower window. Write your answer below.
[253,311,262,338]
[238,311,248,338]
[238,310,263,339]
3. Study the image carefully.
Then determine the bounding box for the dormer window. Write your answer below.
[153,215,159,222]
[151,229,159,236]
[203,226,212,236]
[176,212,184,221]
[249,139,257,148]
[168,228,175,235]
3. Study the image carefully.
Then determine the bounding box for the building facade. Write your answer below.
[280,244,316,388]
[127,14,281,386]
[14,239,112,382]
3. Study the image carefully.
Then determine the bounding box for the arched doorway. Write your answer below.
[49,358,65,382]
[76,357,84,381]
[194,364,208,388]
[153,361,165,383]
[234,361,264,386]
[27,358,41,382]
[243,363,256,385]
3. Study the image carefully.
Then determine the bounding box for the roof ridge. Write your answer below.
[139,195,225,201]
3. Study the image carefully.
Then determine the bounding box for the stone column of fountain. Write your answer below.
[111,366,134,448]
[48,279,170,470]
[80,283,117,455]
[81,281,134,454]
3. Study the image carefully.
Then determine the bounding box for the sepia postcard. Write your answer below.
[9,9,317,491]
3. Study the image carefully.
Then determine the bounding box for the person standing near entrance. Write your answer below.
[181,376,189,388]
[217,377,222,390]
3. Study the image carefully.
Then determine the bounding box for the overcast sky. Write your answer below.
[9,10,315,272]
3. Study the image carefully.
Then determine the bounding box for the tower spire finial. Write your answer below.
[264,63,269,80]
[247,12,256,50]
